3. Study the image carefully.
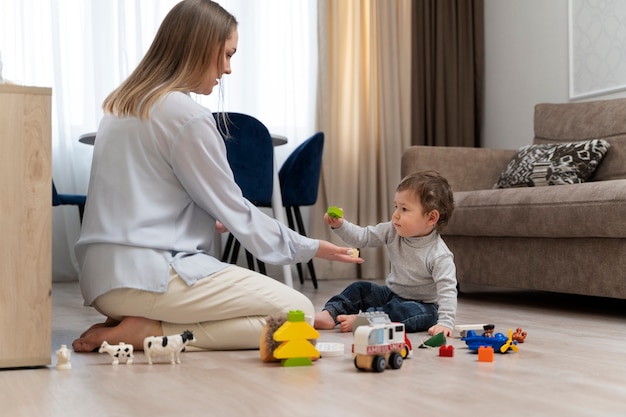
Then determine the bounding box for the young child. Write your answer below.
[314,171,457,337]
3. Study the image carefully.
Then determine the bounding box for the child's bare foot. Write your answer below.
[79,317,120,338]
[72,316,163,352]
[314,310,336,330]
[337,314,358,332]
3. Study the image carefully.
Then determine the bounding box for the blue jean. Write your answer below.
[323,281,438,333]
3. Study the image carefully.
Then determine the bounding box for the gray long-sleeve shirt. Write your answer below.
[75,92,317,306]
[333,220,457,330]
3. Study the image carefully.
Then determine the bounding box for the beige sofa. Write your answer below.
[401,98,626,299]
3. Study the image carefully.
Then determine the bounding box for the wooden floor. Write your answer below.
[2,278,626,417]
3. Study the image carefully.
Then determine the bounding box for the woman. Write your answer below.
[72,0,362,353]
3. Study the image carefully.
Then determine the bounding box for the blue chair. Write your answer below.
[278,132,324,288]
[214,112,274,274]
[52,180,86,224]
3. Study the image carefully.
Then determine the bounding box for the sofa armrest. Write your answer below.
[401,146,517,192]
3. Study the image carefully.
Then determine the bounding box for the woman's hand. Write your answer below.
[315,240,363,264]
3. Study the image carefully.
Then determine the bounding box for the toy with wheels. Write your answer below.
[352,315,410,372]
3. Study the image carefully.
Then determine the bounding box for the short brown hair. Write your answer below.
[397,171,455,231]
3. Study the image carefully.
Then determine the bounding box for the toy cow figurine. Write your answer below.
[143,330,195,365]
[99,341,134,365]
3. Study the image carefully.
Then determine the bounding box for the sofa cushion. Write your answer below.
[401,146,517,192]
[534,99,626,181]
[493,139,610,188]
[443,179,626,238]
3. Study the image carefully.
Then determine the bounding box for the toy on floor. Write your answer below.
[316,342,345,357]
[352,311,412,372]
[439,345,454,357]
[482,324,495,337]
[478,346,495,362]
[498,329,519,353]
[55,344,72,370]
[272,310,320,367]
[419,332,446,348]
[454,323,490,338]
[259,312,322,363]
[512,327,527,343]
[143,330,195,365]
[260,313,288,362]
[99,341,134,365]
[326,206,343,218]
[462,328,518,354]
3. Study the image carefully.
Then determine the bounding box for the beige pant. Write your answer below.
[93,266,314,350]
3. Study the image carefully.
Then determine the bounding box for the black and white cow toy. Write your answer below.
[143,330,196,365]
[98,341,134,365]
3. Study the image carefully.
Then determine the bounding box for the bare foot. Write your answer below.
[72,316,163,352]
[337,314,358,332]
[314,310,336,330]
[79,317,120,338]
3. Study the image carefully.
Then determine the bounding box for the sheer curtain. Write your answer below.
[313,0,412,280]
[0,0,317,281]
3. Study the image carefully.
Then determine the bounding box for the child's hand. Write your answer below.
[428,324,453,337]
[324,206,344,228]
[324,213,344,228]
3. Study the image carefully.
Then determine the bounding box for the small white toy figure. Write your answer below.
[56,344,72,370]
[143,330,195,365]
[98,341,134,365]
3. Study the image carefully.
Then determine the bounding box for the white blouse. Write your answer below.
[75,92,317,306]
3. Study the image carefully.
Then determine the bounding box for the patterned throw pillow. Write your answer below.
[493,139,611,188]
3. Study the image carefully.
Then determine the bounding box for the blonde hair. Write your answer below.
[397,171,455,231]
[103,0,237,119]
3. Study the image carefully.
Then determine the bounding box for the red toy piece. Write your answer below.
[439,345,454,357]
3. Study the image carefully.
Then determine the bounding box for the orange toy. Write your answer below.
[512,327,527,343]
[478,346,494,362]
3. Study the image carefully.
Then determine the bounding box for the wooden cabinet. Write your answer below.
[0,85,52,368]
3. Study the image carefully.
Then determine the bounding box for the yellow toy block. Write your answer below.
[273,310,320,366]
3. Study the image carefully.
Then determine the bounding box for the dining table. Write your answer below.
[80,132,294,288]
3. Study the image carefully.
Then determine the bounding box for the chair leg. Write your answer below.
[285,205,295,230]
[292,206,317,289]
[222,233,236,262]
[256,259,267,275]
[295,263,304,285]
[284,206,305,284]
[245,249,256,271]
[224,233,264,274]
[230,239,242,265]
[306,259,318,289]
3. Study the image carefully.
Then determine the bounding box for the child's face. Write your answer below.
[392,190,439,238]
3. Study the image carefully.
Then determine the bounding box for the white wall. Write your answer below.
[483,0,626,149]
